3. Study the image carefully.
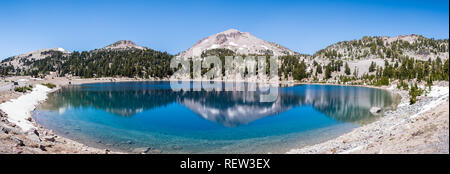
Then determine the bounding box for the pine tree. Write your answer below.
[316,64,323,74]
[344,62,351,75]
[325,63,332,79]
[369,61,376,72]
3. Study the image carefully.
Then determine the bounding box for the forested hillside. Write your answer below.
[0,35,448,87]
[28,48,174,78]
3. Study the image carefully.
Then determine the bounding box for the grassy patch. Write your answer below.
[42,83,56,89]
[14,86,32,93]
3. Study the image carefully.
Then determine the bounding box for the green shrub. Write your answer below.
[14,86,32,93]
[42,83,56,89]
[397,80,409,90]
[409,83,424,105]
[14,87,23,92]
[375,77,389,86]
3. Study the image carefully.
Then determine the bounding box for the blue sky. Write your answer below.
[0,0,448,59]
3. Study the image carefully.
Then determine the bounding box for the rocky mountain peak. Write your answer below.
[381,34,423,44]
[222,28,240,34]
[178,29,296,58]
[103,40,145,50]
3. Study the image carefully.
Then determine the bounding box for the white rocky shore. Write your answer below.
[0,77,122,154]
[0,84,53,131]
[288,82,449,154]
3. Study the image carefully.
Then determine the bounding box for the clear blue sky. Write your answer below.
[0,0,448,59]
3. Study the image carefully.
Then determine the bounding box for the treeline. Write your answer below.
[360,57,449,87]
[27,49,174,78]
[278,54,449,88]
[2,47,299,79]
[279,55,308,80]
[1,46,448,88]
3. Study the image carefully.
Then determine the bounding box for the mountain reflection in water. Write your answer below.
[39,82,394,127]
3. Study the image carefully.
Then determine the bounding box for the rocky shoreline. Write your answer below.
[0,76,179,154]
[288,82,449,154]
[0,77,126,154]
[1,76,449,154]
[0,109,111,154]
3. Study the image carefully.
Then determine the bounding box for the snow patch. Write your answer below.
[411,86,449,119]
[427,86,449,98]
[0,84,52,131]
[210,44,219,49]
[228,42,238,46]
[56,48,67,52]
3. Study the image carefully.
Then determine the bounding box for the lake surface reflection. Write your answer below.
[35,82,394,153]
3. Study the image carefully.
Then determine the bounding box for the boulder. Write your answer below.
[7,122,16,127]
[26,129,40,136]
[148,149,163,154]
[26,132,41,143]
[13,137,25,146]
[39,144,47,151]
[43,136,55,142]
[0,122,22,135]
[0,110,7,117]
[132,147,152,154]
[171,145,183,150]
[370,107,382,114]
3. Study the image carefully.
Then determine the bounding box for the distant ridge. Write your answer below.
[0,48,70,70]
[102,40,146,50]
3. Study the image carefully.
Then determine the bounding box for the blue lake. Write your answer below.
[34,82,395,153]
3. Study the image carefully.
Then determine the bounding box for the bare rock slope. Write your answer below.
[101,40,146,50]
[1,48,70,71]
[178,29,297,58]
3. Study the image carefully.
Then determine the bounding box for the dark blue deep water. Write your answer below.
[34,82,394,153]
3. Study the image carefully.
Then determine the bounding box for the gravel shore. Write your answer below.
[288,82,449,154]
[0,76,129,154]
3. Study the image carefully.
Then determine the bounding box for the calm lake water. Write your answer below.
[34,82,394,153]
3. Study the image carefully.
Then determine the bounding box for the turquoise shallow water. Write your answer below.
[34,82,394,153]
